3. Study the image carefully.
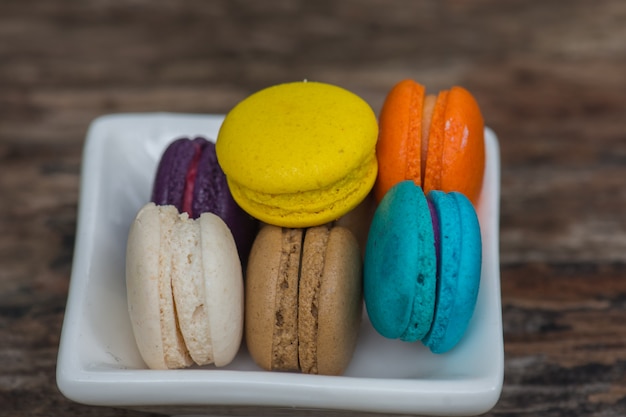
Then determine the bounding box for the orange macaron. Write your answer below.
[374,79,485,205]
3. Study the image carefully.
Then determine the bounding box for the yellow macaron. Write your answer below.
[216,81,378,228]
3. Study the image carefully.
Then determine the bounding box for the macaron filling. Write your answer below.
[427,199,441,277]
[181,139,205,217]
[423,90,448,195]
[271,228,302,371]
[420,94,437,183]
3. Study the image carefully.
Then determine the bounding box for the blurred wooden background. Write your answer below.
[1,0,626,415]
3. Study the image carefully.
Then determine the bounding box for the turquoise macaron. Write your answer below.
[364,181,437,342]
[364,181,482,353]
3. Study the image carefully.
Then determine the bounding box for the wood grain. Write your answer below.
[2,0,626,415]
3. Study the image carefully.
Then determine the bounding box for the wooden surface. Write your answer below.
[2,0,626,415]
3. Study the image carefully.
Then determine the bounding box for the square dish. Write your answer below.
[57,113,503,416]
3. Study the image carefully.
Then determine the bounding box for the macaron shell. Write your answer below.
[364,181,436,342]
[441,87,485,205]
[424,87,485,204]
[423,90,448,196]
[244,226,281,371]
[315,226,363,375]
[421,191,461,352]
[170,209,245,367]
[374,79,425,202]
[439,191,482,352]
[125,203,192,369]
[198,212,244,366]
[298,225,362,375]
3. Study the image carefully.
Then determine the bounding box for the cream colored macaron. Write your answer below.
[216,81,378,228]
[126,203,243,369]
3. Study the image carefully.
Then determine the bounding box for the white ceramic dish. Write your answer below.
[57,113,503,416]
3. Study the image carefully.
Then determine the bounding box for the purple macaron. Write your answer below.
[152,136,258,264]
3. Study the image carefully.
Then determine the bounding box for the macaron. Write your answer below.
[216,81,379,228]
[364,181,481,353]
[126,203,244,369]
[152,136,258,263]
[245,224,362,375]
[364,181,437,342]
[374,79,485,205]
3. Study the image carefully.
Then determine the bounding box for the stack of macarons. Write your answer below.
[216,81,375,375]
[124,78,486,373]
[126,137,256,370]
[365,79,485,354]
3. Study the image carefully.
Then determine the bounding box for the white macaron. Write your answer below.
[126,202,243,369]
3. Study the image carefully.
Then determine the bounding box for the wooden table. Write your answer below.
[2,1,625,415]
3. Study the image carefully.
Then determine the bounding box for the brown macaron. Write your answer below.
[245,224,362,375]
